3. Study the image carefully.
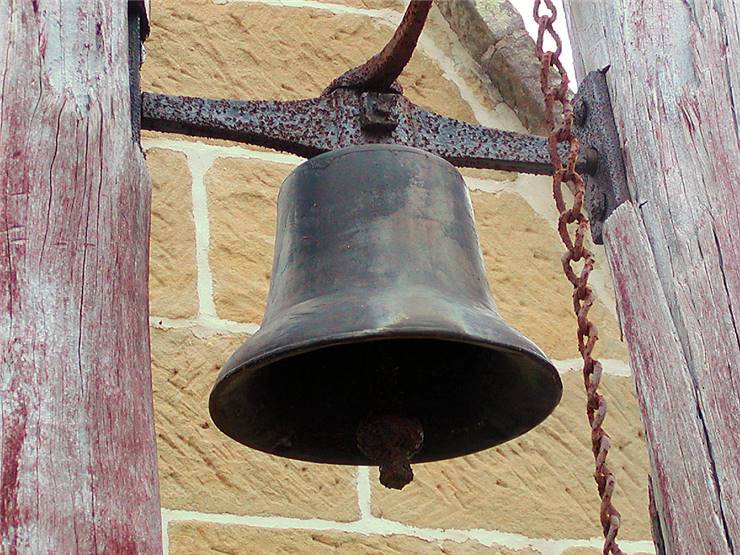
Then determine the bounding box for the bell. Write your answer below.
[209,144,562,489]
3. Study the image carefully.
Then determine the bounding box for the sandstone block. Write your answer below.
[206,158,293,324]
[461,167,519,182]
[147,148,198,319]
[168,522,539,554]
[470,191,628,361]
[436,0,547,132]
[326,0,407,11]
[151,327,358,520]
[371,371,651,541]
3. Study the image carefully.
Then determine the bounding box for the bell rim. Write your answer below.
[209,327,562,465]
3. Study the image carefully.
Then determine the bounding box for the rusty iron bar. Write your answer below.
[324,0,432,94]
[142,90,594,175]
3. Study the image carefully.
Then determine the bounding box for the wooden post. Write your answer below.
[564,2,739,553]
[0,2,162,553]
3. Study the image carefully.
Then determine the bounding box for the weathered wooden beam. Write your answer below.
[603,203,732,553]
[0,1,161,552]
[565,1,739,553]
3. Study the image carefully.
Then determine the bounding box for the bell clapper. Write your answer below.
[357,415,424,490]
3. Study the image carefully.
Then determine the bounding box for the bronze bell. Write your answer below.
[209,144,562,489]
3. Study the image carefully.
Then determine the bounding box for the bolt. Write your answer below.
[360,92,399,132]
[574,99,588,126]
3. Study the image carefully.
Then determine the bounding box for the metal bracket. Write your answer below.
[572,67,630,244]
[140,1,625,244]
[128,1,150,142]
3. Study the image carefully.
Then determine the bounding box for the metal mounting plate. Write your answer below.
[573,68,630,244]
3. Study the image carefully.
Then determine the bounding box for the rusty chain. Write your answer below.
[532,2,624,554]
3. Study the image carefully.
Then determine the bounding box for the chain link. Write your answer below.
[532,2,624,554]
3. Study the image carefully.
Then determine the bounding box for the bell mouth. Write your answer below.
[209,333,562,466]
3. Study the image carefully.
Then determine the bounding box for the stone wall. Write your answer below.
[141,1,654,553]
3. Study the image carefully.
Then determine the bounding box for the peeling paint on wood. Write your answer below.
[0,1,161,553]
[566,1,739,553]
